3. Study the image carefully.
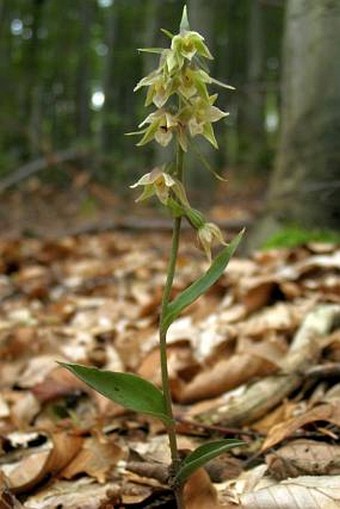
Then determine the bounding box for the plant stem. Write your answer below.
[159,144,185,508]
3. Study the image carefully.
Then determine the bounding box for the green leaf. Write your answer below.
[59,363,170,423]
[180,5,190,32]
[175,439,245,484]
[162,229,244,331]
[191,142,228,182]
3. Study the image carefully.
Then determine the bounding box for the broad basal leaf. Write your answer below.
[162,229,244,331]
[60,363,170,423]
[175,439,245,484]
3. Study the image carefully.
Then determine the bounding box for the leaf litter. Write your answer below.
[0,232,339,508]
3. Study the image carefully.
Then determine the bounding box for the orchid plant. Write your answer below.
[62,7,244,508]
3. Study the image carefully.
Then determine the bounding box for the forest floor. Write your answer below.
[0,172,263,239]
[0,177,340,508]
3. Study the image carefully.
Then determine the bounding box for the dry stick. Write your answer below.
[197,305,340,427]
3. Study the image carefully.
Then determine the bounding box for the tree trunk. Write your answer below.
[243,0,266,168]
[75,0,93,141]
[248,0,340,248]
[100,2,118,157]
[26,0,45,157]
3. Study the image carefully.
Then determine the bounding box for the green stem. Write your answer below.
[159,144,185,508]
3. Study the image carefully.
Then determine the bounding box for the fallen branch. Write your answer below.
[0,148,86,194]
[197,305,340,427]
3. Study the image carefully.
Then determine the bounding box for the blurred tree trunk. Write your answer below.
[100,1,118,157]
[243,0,266,168]
[26,0,45,157]
[0,1,5,30]
[75,0,93,141]
[248,0,340,248]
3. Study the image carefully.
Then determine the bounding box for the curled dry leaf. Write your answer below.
[61,435,126,483]
[239,276,281,313]
[24,478,121,509]
[262,403,340,451]
[32,366,89,403]
[183,467,223,509]
[197,304,340,427]
[172,353,277,404]
[266,439,340,480]
[1,432,83,494]
[240,475,340,509]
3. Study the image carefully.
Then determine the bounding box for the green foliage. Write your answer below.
[174,439,244,484]
[60,363,170,423]
[162,229,244,331]
[262,225,340,249]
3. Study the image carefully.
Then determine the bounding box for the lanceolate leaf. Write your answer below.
[175,439,245,484]
[162,229,244,331]
[60,363,170,423]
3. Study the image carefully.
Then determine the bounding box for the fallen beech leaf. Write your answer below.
[172,353,276,404]
[10,391,41,427]
[138,342,199,387]
[61,435,126,483]
[240,277,279,313]
[240,475,340,509]
[32,366,88,403]
[252,400,298,434]
[240,302,300,337]
[24,478,120,509]
[18,355,59,388]
[1,432,83,494]
[0,489,23,509]
[184,467,223,509]
[262,403,340,451]
[266,439,340,480]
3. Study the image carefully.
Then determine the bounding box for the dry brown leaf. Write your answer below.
[184,467,223,509]
[266,439,340,479]
[138,342,199,388]
[24,478,120,509]
[32,366,88,403]
[262,403,340,451]
[197,305,340,427]
[252,401,298,434]
[239,277,280,313]
[10,391,41,427]
[17,355,59,388]
[61,435,126,483]
[172,353,277,404]
[1,432,83,494]
[240,475,340,509]
[240,302,300,338]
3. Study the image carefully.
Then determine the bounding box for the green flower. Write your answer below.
[134,69,174,108]
[130,167,189,206]
[177,67,211,100]
[183,94,229,148]
[171,30,213,64]
[137,109,178,147]
[197,222,227,262]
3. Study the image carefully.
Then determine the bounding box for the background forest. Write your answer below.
[0,0,339,240]
[0,1,283,186]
